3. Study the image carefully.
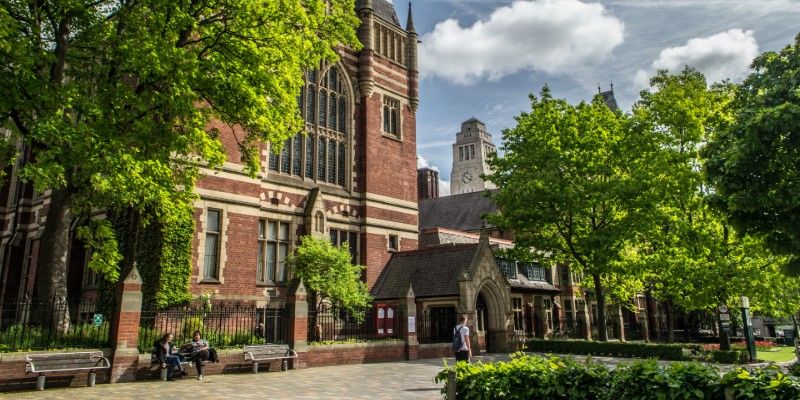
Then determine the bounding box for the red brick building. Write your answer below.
[0,0,420,310]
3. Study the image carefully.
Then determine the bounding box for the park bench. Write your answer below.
[25,351,110,391]
[150,347,192,381]
[243,344,297,373]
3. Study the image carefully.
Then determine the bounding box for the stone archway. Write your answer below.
[474,279,510,353]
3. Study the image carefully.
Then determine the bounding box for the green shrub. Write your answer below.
[527,339,689,360]
[720,366,800,399]
[788,361,800,377]
[434,353,610,400]
[438,355,800,400]
[181,316,204,338]
[710,349,748,364]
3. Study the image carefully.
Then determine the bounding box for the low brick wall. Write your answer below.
[418,343,452,360]
[1,341,461,392]
[299,341,407,368]
[0,349,112,393]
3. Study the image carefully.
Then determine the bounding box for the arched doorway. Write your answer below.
[476,293,490,352]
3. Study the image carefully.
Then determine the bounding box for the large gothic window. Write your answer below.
[269,66,349,187]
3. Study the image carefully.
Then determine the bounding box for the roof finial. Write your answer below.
[598,84,602,94]
[406,1,416,33]
[610,81,614,93]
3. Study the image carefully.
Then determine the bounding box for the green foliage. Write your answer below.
[486,87,658,340]
[720,366,800,399]
[788,361,800,377]
[629,67,800,317]
[709,349,748,364]
[527,339,690,361]
[705,34,800,272]
[0,0,361,302]
[181,316,204,339]
[288,235,372,315]
[0,323,109,352]
[438,354,800,400]
[76,219,123,283]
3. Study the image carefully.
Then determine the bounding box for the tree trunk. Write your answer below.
[645,290,657,341]
[35,187,73,333]
[666,299,675,343]
[592,273,608,341]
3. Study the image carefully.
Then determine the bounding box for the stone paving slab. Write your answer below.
[1,356,503,400]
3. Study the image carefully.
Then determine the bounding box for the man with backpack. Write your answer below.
[452,315,472,362]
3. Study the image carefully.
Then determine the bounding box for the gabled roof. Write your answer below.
[357,0,401,28]
[419,191,498,232]
[372,243,479,300]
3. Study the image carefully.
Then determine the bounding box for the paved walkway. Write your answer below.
[0,355,509,400]
[4,352,792,400]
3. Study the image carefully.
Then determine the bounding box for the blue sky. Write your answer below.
[394,0,800,195]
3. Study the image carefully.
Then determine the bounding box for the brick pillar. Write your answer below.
[615,305,626,342]
[288,279,309,368]
[402,285,418,360]
[576,301,592,341]
[109,264,143,383]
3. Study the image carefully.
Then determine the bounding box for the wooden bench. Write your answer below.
[25,351,110,391]
[243,344,297,373]
[150,349,192,381]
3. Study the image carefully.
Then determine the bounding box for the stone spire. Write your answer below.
[406,2,416,33]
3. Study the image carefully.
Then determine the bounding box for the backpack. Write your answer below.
[452,325,465,352]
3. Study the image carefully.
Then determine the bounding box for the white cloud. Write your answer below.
[419,0,625,85]
[634,29,759,88]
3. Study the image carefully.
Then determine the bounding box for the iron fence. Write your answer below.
[417,307,457,344]
[138,304,288,353]
[0,298,111,351]
[307,305,402,343]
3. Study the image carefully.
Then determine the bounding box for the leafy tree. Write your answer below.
[0,0,359,329]
[631,68,800,345]
[486,87,657,341]
[705,33,800,273]
[287,235,371,315]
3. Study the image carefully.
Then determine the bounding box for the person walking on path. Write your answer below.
[453,315,472,363]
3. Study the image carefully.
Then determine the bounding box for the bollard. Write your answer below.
[36,375,45,391]
[88,371,97,387]
[160,367,168,381]
[447,370,456,400]
[252,362,259,374]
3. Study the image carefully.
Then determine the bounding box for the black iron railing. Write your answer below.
[307,305,402,343]
[0,298,111,351]
[138,304,287,353]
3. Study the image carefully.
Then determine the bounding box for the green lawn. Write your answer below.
[756,346,797,363]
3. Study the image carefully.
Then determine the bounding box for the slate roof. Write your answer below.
[371,243,479,300]
[419,191,498,232]
[508,273,560,293]
[356,0,401,27]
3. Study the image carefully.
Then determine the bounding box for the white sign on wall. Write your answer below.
[408,316,416,333]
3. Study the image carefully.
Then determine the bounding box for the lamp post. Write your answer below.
[740,296,756,363]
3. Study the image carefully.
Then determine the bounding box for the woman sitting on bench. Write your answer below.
[190,330,218,381]
[153,332,186,380]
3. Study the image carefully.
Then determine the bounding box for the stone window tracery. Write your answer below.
[269,66,350,187]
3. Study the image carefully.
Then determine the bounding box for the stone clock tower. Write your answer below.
[450,118,497,194]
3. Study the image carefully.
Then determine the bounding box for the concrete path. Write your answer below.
[0,355,509,400]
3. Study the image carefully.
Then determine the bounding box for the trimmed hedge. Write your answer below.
[436,353,800,400]
[710,349,748,364]
[527,339,694,361]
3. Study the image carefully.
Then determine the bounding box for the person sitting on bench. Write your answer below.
[190,330,218,380]
[153,332,186,380]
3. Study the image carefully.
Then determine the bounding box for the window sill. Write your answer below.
[381,132,402,143]
[199,278,221,284]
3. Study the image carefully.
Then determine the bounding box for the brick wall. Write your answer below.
[0,350,111,393]
[299,341,407,368]
[418,343,452,359]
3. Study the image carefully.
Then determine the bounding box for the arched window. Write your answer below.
[270,66,350,187]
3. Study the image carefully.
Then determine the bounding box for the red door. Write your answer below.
[375,304,396,337]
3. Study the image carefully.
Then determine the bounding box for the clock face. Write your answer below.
[461,171,473,184]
